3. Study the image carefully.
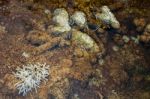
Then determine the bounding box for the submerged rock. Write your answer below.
[72,29,100,53]
[52,8,69,26]
[96,6,120,29]
[71,11,87,28]
[112,45,119,52]
[50,26,71,34]
[50,8,71,33]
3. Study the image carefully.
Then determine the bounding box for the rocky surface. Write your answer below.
[0,0,150,99]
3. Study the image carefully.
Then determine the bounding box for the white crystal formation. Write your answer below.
[14,63,50,96]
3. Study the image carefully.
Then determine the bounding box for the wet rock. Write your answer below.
[122,35,130,43]
[49,26,71,35]
[71,11,87,28]
[50,8,71,33]
[96,6,120,29]
[72,29,100,53]
[112,45,119,52]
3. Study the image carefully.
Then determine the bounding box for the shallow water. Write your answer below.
[0,0,150,99]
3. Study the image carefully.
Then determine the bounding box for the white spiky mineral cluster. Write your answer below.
[14,63,50,96]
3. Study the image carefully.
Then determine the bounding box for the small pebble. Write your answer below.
[112,45,119,52]
[44,9,50,14]
[131,36,139,44]
[71,11,87,27]
[99,59,104,65]
[122,35,130,43]
[22,52,30,58]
